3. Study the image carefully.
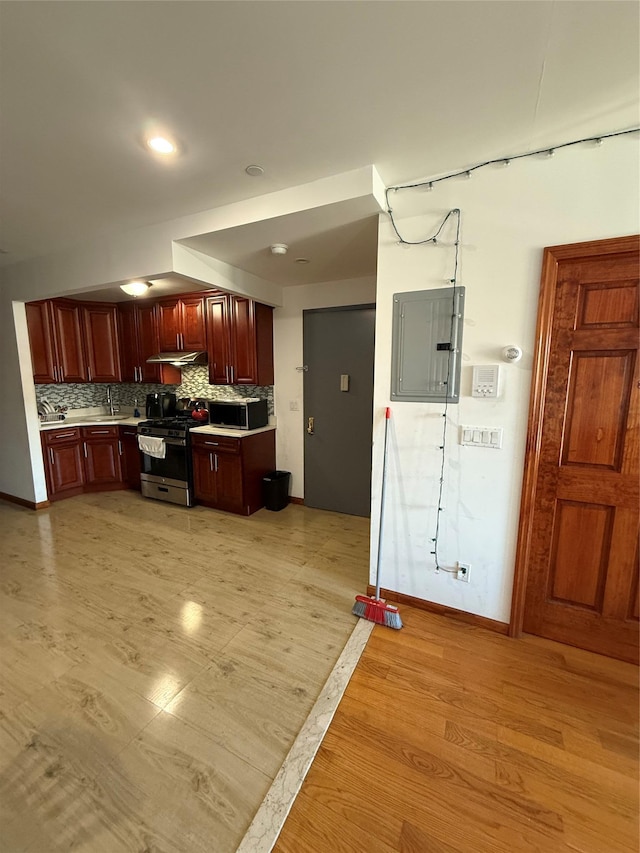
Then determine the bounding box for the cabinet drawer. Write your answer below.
[81,426,120,439]
[191,434,240,454]
[43,427,80,445]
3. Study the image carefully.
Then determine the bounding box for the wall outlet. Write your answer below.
[457,561,471,583]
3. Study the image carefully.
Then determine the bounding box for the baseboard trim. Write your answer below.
[289,496,304,505]
[366,585,510,635]
[0,491,50,511]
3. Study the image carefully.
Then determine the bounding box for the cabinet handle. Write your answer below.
[118,440,123,455]
[90,430,110,434]
[176,333,180,350]
[230,365,234,384]
[225,365,229,383]
[83,442,88,458]
[138,365,143,382]
[209,452,213,472]
[87,365,92,382]
[133,366,138,382]
[203,441,219,446]
[52,432,76,439]
[214,453,218,472]
[49,447,54,466]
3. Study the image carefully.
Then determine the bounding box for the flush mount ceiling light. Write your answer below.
[146,136,176,155]
[270,243,288,255]
[120,281,151,297]
[245,164,264,176]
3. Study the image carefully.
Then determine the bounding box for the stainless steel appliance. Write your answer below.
[145,392,177,419]
[138,415,195,506]
[208,398,268,430]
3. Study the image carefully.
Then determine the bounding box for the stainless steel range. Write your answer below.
[137,416,199,507]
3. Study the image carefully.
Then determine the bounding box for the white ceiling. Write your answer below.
[1,1,638,290]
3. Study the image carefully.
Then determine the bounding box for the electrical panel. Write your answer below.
[471,364,501,397]
[391,286,465,403]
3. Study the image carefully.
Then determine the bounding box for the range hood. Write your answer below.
[146,351,208,365]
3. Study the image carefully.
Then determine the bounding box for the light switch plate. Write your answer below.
[460,425,503,449]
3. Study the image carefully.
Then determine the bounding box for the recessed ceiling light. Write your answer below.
[295,258,310,264]
[245,164,264,176]
[120,281,151,297]
[147,136,176,155]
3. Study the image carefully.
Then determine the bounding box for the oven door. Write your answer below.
[140,437,189,484]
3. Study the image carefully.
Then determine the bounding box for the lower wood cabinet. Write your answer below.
[191,430,276,515]
[119,426,142,490]
[42,425,127,501]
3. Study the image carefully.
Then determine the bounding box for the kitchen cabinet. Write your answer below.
[27,298,121,384]
[191,429,275,515]
[27,299,87,383]
[81,303,121,383]
[117,302,180,384]
[119,426,142,490]
[42,428,85,500]
[157,295,206,352]
[82,426,123,488]
[206,295,273,386]
[42,424,125,501]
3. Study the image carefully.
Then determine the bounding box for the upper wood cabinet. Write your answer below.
[206,294,274,386]
[81,303,121,383]
[157,295,206,352]
[26,299,87,383]
[26,298,122,384]
[118,301,160,383]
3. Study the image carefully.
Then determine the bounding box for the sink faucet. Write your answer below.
[106,385,114,416]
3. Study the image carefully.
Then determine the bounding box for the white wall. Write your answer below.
[273,276,377,497]
[372,135,639,624]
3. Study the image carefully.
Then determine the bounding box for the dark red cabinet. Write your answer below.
[42,425,126,501]
[206,294,273,386]
[82,426,122,488]
[81,304,121,383]
[157,296,206,352]
[42,428,85,499]
[117,301,178,384]
[27,299,88,383]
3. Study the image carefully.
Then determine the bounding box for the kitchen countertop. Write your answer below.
[190,424,276,438]
[40,416,144,431]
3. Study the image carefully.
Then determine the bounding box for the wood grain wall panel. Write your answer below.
[548,501,613,610]
[563,352,634,469]
[577,280,639,329]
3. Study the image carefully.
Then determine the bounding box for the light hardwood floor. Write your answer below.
[0,491,369,852]
[274,605,640,853]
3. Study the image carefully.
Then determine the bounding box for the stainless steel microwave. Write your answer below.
[207,398,268,430]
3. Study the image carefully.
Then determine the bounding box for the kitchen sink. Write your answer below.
[86,415,123,422]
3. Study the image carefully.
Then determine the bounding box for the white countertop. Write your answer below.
[40,415,145,431]
[190,424,276,438]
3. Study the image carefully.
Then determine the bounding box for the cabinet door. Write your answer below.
[214,451,244,513]
[229,296,257,385]
[82,304,121,382]
[181,296,207,351]
[206,295,231,384]
[26,301,58,383]
[120,427,141,490]
[136,302,162,382]
[192,446,217,502]
[157,299,182,351]
[51,300,88,382]
[46,441,85,497]
[82,428,122,485]
[117,303,139,382]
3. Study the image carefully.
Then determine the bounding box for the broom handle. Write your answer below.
[375,407,391,600]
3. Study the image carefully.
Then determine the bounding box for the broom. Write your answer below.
[352,407,403,630]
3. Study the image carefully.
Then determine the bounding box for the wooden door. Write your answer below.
[157,299,181,351]
[513,236,639,663]
[26,301,58,383]
[230,296,257,384]
[83,432,122,486]
[136,302,162,382]
[51,300,87,382]
[214,451,243,513]
[43,434,84,499]
[206,295,231,384]
[82,304,121,382]
[192,445,217,503]
[117,303,139,382]
[180,296,206,351]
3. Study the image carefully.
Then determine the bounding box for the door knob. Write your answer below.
[307,416,314,435]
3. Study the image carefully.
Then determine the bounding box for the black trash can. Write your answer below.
[263,470,290,511]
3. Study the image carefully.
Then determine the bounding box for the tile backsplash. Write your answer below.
[35,365,274,415]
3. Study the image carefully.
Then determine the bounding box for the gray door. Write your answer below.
[303,305,375,516]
